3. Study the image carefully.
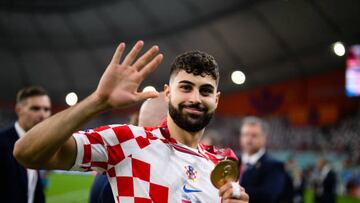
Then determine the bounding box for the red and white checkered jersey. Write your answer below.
[70,123,237,203]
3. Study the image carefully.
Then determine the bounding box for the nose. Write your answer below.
[189,90,201,103]
[38,108,50,120]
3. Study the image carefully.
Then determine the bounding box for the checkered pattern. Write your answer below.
[71,124,237,203]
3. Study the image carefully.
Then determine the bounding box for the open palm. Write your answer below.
[95,41,163,109]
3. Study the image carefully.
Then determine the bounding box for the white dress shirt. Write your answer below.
[241,148,266,166]
[15,122,38,203]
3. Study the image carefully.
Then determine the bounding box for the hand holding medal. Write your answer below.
[211,158,249,202]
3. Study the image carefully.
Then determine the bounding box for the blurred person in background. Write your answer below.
[286,158,305,203]
[313,158,337,203]
[89,92,167,203]
[0,86,51,203]
[238,116,293,203]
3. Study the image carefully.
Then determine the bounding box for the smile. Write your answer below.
[183,107,204,115]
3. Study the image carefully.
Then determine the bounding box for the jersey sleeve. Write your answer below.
[70,124,152,173]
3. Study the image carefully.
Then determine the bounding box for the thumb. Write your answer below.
[137,91,160,102]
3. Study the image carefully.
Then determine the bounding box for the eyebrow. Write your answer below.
[200,84,215,89]
[178,80,215,89]
[178,80,194,85]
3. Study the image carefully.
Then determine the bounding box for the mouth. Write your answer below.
[183,107,204,115]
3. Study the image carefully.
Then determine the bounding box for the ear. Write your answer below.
[215,91,221,106]
[163,84,170,103]
[15,103,22,116]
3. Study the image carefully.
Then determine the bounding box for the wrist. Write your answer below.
[86,93,112,114]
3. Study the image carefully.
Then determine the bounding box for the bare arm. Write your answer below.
[13,41,163,170]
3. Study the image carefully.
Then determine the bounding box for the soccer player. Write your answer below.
[14,41,249,203]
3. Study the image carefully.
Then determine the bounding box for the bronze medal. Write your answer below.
[210,159,239,189]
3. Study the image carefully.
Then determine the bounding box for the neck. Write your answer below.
[17,120,29,132]
[246,148,265,156]
[167,116,204,148]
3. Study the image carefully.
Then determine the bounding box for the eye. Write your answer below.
[180,85,192,92]
[30,106,41,111]
[200,88,213,96]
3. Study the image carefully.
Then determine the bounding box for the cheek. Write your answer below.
[204,98,217,110]
[241,137,249,145]
[44,112,51,118]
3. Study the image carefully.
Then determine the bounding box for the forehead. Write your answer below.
[170,70,217,88]
[23,95,51,106]
[241,123,263,134]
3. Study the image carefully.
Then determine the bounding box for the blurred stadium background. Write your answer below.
[1,0,359,202]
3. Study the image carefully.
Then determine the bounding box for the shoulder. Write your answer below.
[0,125,15,135]
[261,153,285,169]
[199,144,238,161]
[79,124,165,144]
[0,125,16,144]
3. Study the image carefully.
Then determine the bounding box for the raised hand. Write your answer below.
[95,41,163,109]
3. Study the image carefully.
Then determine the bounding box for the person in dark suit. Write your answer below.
[0,86,51,203]
[313,158,337,203]
[286,158,305,203]
[238,116,293,203]
[89,92,168,203]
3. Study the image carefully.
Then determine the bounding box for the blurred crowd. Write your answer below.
[203,113,360,200]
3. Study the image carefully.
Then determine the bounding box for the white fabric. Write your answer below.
[241,148,265,165]
[70,124,229,202]
[15,122,38,203]
[320,165,331,181]
[231,182,241,199]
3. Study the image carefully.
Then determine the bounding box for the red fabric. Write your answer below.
[113,125,135,143]
[83,144,91,163]
[117,176,134,196]
[107,144,125,165]
[132,158,151,182]
[149,182,169,203]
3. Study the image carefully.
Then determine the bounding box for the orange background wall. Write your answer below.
[217,69,359,126]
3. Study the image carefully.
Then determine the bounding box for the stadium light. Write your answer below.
[231,70,246,85]
[65,92,78,106]
[333,42,345,56]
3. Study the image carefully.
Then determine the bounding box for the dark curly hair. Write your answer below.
[170,50,219,83]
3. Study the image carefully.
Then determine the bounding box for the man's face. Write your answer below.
[165,70,219,132]
[240,123,266,155]
[16,95,52,131]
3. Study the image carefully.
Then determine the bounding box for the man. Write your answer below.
[238,116,292,203]
[313,158,337,203]
[14,41,249,203]
[0,86,51,203]
[89,92,168,203]
[286,158,305,203]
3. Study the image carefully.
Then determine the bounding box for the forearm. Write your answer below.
[14,93,109,169]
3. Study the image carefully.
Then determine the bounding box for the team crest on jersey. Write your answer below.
[185,165,197,181]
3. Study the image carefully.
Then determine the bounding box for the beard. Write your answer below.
[168,101,214,132]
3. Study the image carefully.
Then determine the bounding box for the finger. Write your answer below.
[139,54,163,77]
[239,191,249,201]
[111,43,125,64]
[219,182,232,197]
[122,40,144,65]
[221,188,233,200]
[133,45,159,71]
[136,91,160,102]
[222,199,244,203]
